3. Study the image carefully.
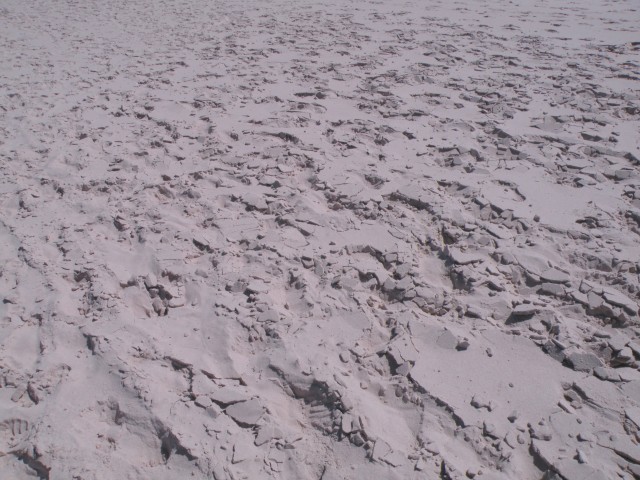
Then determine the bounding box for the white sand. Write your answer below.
[1,0,639,478]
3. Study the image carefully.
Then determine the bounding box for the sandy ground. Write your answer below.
[1,0,639,478]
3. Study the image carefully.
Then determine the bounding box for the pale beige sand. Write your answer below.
[1,0,639,478]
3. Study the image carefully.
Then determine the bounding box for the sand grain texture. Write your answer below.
[1,0,639,478]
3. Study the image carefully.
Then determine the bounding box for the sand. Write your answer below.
[1,0,639,478]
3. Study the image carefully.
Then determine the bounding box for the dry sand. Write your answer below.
[1,0,639,478]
